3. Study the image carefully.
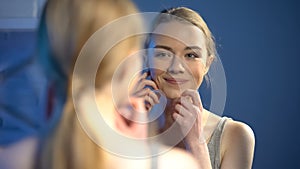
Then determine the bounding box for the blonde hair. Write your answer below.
[39,0,142,169]
[45,0,142,88]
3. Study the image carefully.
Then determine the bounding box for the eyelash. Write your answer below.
[154,51,172,58]
[153,51,201,60]
[185,53,200,59]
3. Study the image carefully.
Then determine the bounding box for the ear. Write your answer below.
[204,55,214,75]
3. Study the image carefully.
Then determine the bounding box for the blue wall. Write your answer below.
[0,31,49,145]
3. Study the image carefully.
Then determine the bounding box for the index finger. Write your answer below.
[181,89,203,111]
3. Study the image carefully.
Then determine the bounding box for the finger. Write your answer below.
[134,88,159,104]
[133,88,151,97]
[136,72,148,83]
[135,79,158,92]
[171,97,181,106]
[173,112,191,132]
[132,72,149,90]
[181,90,203,111]
[179,97,201,117]
[172,112,184,123]
[145,94,155,108]
[178,97,192,110]
[141,71,148,79]
[175,104,193,118]
[147,89,160,104]
[140,79,158,90]
[137,72,150,84]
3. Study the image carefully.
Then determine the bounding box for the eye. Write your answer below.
[154,50,172,58]
[185,53,200,59]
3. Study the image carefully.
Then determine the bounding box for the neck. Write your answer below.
[161,98,178,130]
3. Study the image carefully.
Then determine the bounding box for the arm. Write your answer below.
[220,121,255,169]
[173,89,212,169]
[187,141,213,169]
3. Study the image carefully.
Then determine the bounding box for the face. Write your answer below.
[148,21,211,99]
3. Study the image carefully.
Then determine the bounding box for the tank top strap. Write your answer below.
[207,117,230,169]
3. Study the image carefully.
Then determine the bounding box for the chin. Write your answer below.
[161,88,182,99]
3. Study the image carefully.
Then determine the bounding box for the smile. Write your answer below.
[163,77,189,85]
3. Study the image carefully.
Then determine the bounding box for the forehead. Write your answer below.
[152,21,206,48]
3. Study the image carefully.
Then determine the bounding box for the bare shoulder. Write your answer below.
[220,119,255,168]
[223,120,255,145]
[159,147,199,169]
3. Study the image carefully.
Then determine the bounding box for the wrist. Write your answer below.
[199,134,206,144]
[185,133,206,143]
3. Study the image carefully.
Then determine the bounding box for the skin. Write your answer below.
[133,20,255,169]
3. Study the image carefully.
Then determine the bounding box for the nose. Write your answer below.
[167,56,185,74]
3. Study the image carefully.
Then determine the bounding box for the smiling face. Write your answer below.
[148,21,211,99]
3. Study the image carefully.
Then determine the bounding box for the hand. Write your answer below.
[131,71,159,111]
[172,89,205,144]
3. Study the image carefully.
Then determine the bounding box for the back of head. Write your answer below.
[41,0,142,90]
[38,0,143,169]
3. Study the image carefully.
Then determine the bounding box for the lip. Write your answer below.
[163,77,189,85]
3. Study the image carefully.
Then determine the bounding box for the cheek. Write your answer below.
[150,68,164,82]
[149,58,168,80]
[149,57,169,71]
[189,63,206,87]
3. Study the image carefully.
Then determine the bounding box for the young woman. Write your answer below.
[37,1,199,169]
[135,7,255,169]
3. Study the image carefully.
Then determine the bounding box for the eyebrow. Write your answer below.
[154,45,175,54]
[184,46,202,51]
[154,45,202,54]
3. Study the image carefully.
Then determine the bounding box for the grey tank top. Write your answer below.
[150,117,229,169]
[207,117,229,169]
